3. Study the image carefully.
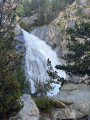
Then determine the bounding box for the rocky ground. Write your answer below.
[52,83,90,119]
[40,83,90,120]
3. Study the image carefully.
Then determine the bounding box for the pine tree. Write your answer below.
[56,22,90,81]
[0,1,26,119]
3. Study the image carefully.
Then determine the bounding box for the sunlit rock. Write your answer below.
[18,94,39,120]
[52,83,90,119]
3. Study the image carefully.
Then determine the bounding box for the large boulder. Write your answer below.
[18,94,40,120]
[9,94,39,120]
[52,83,90,119]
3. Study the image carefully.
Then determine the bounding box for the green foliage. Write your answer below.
[17,0,75,26]
[66,22,90,38]
[33,95,66,114]
[34,95,69,112]
[56,22,90,77]
[16,67,26,94]
[34,96,54,112]
[0,3,26,119]
[33,58,66,98]
[47,58,67,86]
[16,4,25,17]
[0,69,22,118]
[0,35,24,119]
[22,1,32,16]
[34,8,45,26]
[34,0,75,26]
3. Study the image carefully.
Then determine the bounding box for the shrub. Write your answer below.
[34,96,54,113]
[16,4,25,17]
[20,22,31,31]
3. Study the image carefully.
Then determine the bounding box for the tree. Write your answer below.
[34,8,45,26]
[23,1,32,16]
[17,0,75,26]
[0,1,26,119]
[55,22,90,80]
[16,4,25,17]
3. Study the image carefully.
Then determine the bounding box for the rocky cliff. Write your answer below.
[27,0,89,83]
[26,0,90,56]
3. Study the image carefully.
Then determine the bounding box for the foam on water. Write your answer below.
[22,29,66,96]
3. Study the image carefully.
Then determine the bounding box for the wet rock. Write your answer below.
[15,34,25,54]
[15,36,25,43]
[15,43,25,53]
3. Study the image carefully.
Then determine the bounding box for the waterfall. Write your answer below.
[22,29,66,96]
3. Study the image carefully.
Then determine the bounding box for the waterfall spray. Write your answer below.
[22,29,66,96]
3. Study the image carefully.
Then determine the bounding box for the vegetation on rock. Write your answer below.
[16,0,75,26]
[56,22,90,80]
[34,96,54,113]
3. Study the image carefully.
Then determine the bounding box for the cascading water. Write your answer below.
[22,29,66,96]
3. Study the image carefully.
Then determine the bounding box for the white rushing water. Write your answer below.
[22,29,66,96]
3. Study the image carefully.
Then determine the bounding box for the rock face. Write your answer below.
[15,24,25,54]
[31,25,64,58]
[52,83,90,119]
[18,94,39,120]
[15,35,25,55]
[22,14,37,26]
[15,24,22,36]
[31,25,61,48]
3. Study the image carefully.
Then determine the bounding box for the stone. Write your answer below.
[40,113,56,120]
[15,24,22,36]
[55,46,63,57]
[18,94,39,120]
[52,108,78,119]
[22,14,37,26]
[16,16,20,22]
[31,25,61,49]
[52,83,90,119]
[15,36,25,43]
[15,43,25,53]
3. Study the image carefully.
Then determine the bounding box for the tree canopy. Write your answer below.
[16,0,75,26]
[0,2,26,119]
[56,22,90,78]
